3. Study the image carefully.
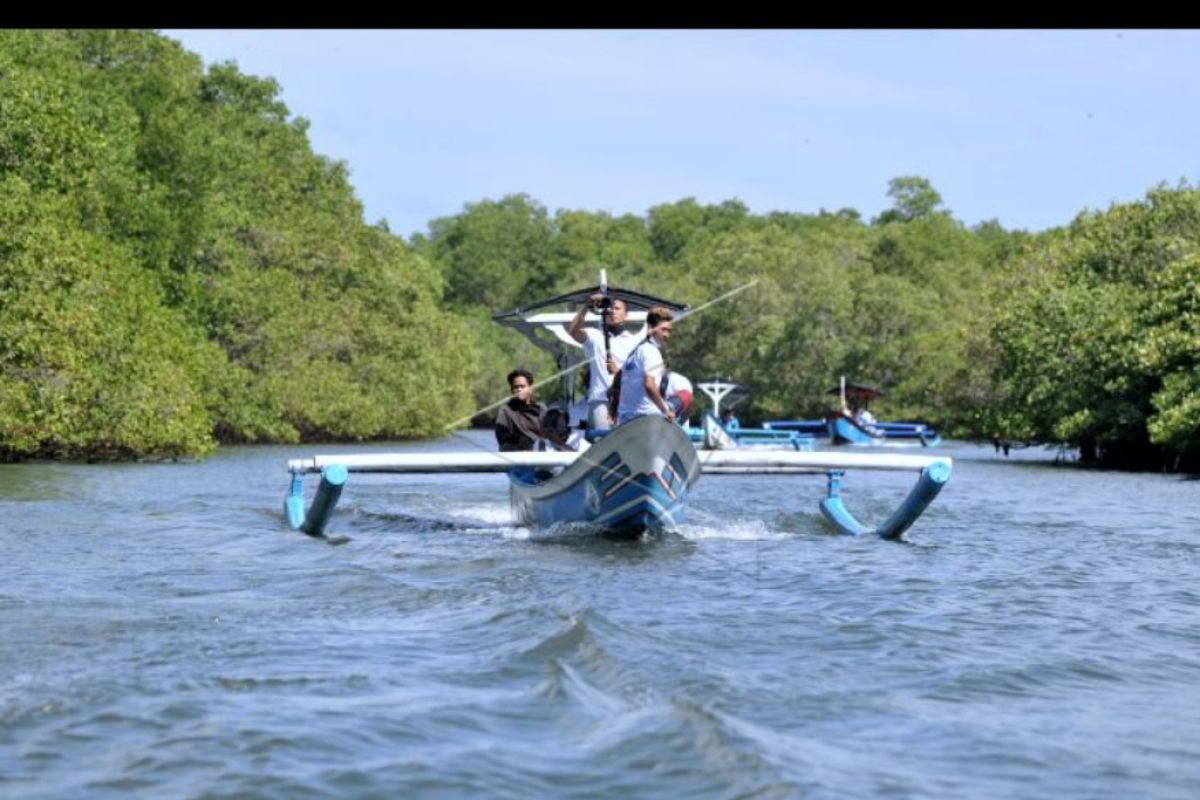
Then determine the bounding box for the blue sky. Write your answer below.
[165,30,1200,238]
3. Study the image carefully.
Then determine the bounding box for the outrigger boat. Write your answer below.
[765,379,942,448]
[283,278,953,540]
[686,379,814,451]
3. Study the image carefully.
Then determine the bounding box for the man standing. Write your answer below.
[567,293,636,431]
[616,306,675,425]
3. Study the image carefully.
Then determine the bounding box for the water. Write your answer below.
[2,434,1199,799]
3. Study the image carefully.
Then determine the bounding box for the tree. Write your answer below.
[425,194,555,310]
[873,176,946,225]
[0,30,477,458]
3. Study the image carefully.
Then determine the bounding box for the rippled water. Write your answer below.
[3,434,1199,799]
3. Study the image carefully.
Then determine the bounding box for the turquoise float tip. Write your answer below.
[322,464,349,485]
[927,459,952,484]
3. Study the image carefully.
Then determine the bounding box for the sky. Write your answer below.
[164,29,1200,239]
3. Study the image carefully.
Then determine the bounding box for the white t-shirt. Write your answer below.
[617,339,666,423]
[582,328,636,404]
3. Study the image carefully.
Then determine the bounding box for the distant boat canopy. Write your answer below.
[827,382,885,400]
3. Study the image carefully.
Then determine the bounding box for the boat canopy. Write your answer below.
[493,284,689,356]
[827,381,885,399]
[493,280,689,410]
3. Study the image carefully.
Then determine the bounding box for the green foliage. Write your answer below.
[6,28,1198,470]
[1140,254,1200,453]
[423,194,556,310]
[646,198,754,263]
[548,209,655,289]
[873,176,946,225]
[0,30,474,459]
[987,186,1200,467]
[656,223,864,421]
[0,176,219,458]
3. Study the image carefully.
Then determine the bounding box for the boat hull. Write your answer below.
[829,416,886,446]
[828,417,941,447]
[697,412,812,451]
[508,415,700,536]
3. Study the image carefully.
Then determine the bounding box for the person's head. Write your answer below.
[646,306,674,345]
[593,295,628,330]
[507,369,534,404]
[608,297,628,328]
[541,406,569,444]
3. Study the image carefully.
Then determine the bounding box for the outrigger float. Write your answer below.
[283,278,953,541]
[285,437,951,541]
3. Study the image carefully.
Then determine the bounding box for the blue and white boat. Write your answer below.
[826,416,941,447]
[765,379,942,448]
[283,279,954,541]
[687,380,815,451]
[509,414,698,535]
[285,445,953,541]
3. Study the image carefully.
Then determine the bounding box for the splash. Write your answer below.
[677,518,793,541]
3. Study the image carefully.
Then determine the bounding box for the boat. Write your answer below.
[509,414,697,534]
[686,379,815,451]
[765,379,942,447]
[285,445,952,541]
[283,277,953,540]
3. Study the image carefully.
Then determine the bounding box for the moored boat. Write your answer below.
[765,379,942,447]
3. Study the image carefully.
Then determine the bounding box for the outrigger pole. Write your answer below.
[600,268,611,364]
[284,450,952,540]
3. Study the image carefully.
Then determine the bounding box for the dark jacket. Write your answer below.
[495,399,547,451]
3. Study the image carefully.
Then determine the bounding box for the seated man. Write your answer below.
[495,369,548,451]
[855,407,883,437]
[845,397,882,436]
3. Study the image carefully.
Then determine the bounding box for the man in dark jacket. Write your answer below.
[495,369,548,451]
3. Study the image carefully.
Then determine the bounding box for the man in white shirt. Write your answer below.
[855,406,882,436]
[567,293,636,430]
[616,306,676,425]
